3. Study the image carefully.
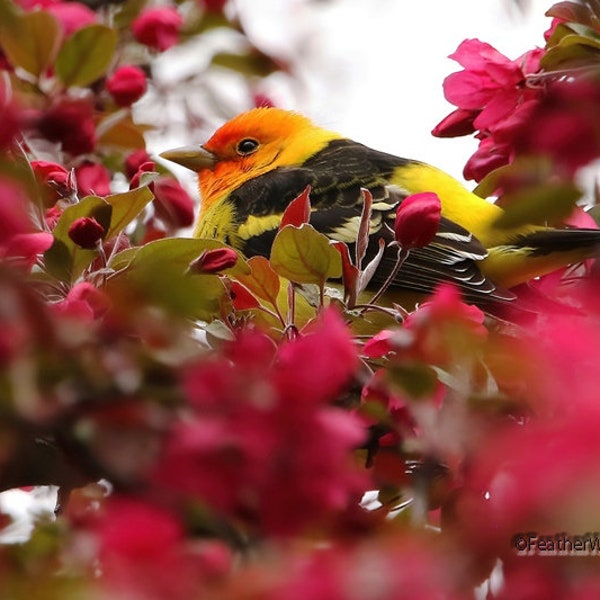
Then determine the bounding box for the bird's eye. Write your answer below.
[236,138,259,156]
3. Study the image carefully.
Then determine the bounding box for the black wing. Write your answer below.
[228,139,514,305]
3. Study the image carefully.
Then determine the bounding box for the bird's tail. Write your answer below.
[517,227,600,257]
[483,226,600,289]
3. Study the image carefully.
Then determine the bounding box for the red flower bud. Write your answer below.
[393,192,441,249]
[68,216,105,249]
[75,161,111,196]
[432,108,477,138]
[129,161,156,190]
[31,160,72,204]
[106,65,148,107]
[189,247,237,274]
[124,149,152,178]
[132,8,183,52]
[153,177,195,228]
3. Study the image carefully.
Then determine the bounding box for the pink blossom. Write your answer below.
[402,284,487,365]
[94,497,225,599]
[105,65,148,107]
[363,329,395,358]
[514,79,600,176]
[0,177,53,268]
[132,7,183,52]
[53,282,111,321]
[432,39,544,181]
[152,309,367,536]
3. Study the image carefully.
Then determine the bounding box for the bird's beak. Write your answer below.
[159,145,216,172]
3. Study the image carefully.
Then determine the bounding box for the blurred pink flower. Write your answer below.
[53,282,111,321]
[37,98,96,155]
[0,177,53,267]
[153,177,195,228]
[94,497,226,599]
[514,79,600,176]
[106,65,148,107]
[46,2,97,37]
[132,7,183,52]
[153,309,367,536]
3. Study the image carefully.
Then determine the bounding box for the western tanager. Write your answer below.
[160,107,600,307]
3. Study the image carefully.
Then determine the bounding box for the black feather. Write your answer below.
[230,139,514,306]
[513,227,600,256]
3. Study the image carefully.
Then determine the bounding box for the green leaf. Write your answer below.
[107,238,244,320]
[104,187,154,241]
[541,34,600,70]
[0,8,61,76]
[493,182,582,230]
[55,24,117,87]
[270,224,342,286]
[45,196,112,282]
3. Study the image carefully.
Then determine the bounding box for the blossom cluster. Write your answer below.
[433,8,600,184]
[0,0,600,598]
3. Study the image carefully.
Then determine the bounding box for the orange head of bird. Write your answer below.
[160,107,340,213]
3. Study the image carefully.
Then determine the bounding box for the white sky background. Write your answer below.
[233,0,553,184]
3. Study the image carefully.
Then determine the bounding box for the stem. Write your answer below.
[363,245,410,308]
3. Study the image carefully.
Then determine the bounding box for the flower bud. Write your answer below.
[153,177,195,228]
[75,161,111,196]
[393,192,441,249]
[124,149,152,178]
[132,8,183,52]
[106,65,148,107]
[68,216,105,249]
[189,247,237,274]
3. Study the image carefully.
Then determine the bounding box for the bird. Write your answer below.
[160,107,600,309]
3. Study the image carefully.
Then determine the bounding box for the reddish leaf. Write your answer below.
[230,281,260,310]
[332,241,359,306]
[235,255,280,307]
[356,188,373,268]
[279,185,311,229]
